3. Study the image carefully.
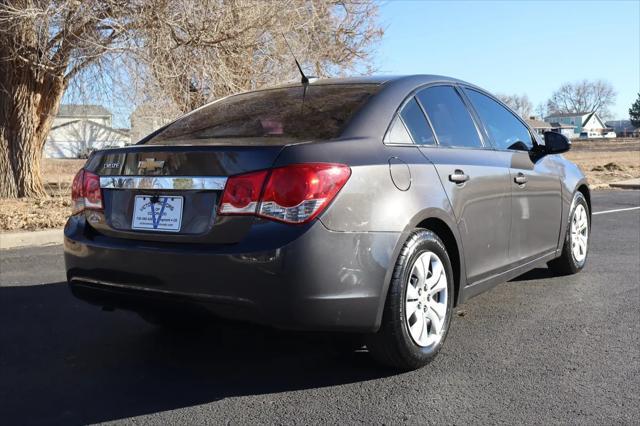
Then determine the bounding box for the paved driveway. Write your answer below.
[1,190,638,425]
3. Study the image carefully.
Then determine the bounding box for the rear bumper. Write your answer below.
[64,216,400,332]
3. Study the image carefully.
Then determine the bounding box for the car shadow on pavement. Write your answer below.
[0,283,391,425]
[509,266,558,282]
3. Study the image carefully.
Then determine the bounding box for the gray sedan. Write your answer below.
[64,75,590,370]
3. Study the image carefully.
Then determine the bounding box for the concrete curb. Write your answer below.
[0,229,63,250]
[609,178,640,190]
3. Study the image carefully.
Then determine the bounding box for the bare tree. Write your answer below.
[546,79,617,120]
[496,93,533,118]
[0,0,383,198]
[534,103,547,120]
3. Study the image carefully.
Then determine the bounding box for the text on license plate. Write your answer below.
[132,195,183,232]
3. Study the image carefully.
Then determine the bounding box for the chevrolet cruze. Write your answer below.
[64,75,590,370]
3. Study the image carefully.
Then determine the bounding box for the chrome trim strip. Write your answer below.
[100,176,227,191]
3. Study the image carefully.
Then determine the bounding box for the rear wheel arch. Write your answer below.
[374,210,464,331]
[415,218,462,307]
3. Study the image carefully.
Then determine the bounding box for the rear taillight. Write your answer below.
[219,163,351,224]
[219,170,268,215]
[71,169,85,214]
[71,169,103,214]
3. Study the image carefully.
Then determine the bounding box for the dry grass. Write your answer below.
[0,159,85,232]
[566,139,640,188]
[0,197,73,231]
[1,141,639,232]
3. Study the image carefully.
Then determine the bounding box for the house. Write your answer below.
[605,120,639,137]
[44,105,130,158]
[130,104,177,144]
[544,111,606,138]
[549,122,578,139]
[525,117,553,135]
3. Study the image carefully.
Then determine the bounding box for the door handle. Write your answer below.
[449,169,470,184]
[514,173,528,185]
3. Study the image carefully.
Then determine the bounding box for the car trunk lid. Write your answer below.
[83,145,284,243]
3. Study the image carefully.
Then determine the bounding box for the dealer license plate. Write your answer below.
[132,195,183,232]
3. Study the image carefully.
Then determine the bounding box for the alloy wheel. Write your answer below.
[405,251,448,348]
[571,204,588,263]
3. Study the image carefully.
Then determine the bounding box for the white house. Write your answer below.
[544,111,606,138]
[130,104,177,144]
[44,105,130,158]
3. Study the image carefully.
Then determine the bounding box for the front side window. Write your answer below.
[416,86,483,148]
[465,89,534,151]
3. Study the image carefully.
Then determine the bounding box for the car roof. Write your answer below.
[271,74,470,89]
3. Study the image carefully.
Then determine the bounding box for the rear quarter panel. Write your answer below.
[276,138,466,311]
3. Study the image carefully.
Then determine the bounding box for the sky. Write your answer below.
[375,0,640,119]
[86,0,639,128]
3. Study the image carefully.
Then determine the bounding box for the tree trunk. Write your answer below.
[0,125,17,198]
[0,62,65,198]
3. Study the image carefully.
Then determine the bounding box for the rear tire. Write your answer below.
[366,229,454,371]
[548,191,590,275]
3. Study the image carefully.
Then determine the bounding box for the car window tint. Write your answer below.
[416,86,483,148]
[148,84,381,144]
[465,89,534,151]
[398,98,437,145]
[384,116,413,144]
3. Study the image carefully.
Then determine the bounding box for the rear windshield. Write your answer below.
[146,84,380,144]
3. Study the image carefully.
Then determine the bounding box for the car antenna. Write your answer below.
[281,33,316,112]
[282,33,314,85]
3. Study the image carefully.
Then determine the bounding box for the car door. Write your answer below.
[463,88,562,264]
[413,85,512,285]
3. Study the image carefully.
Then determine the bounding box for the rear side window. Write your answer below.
[416,86,483,148]
[465,89,534,151]
[385,97,436,145]
[384,116,413,144]
[147,84,381,144]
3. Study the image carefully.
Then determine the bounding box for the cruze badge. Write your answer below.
[138,158,165,171]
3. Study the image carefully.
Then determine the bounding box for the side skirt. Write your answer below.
[459,251,557,303]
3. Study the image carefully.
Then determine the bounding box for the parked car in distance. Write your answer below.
[603,131,617,138]
[64,75,591,370]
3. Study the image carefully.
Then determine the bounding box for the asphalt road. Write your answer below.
[1,190,639,425]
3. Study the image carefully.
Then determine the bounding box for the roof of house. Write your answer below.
[545,112,591,118]
[582,111,596,125]
[50,119,129,136]
[581,111,606,128]
[526,118,552,129]
[57,104,112,117]
[549,122,576,128]
[605,120,639,131]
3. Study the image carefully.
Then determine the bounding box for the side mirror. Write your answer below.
[542,131,571,154]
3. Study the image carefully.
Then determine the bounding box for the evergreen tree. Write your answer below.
[630,94,640,128]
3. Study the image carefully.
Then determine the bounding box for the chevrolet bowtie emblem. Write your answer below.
[138,158,165,171]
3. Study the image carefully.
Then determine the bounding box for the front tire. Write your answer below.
[366,229,454,371]
[548,191,590,275]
